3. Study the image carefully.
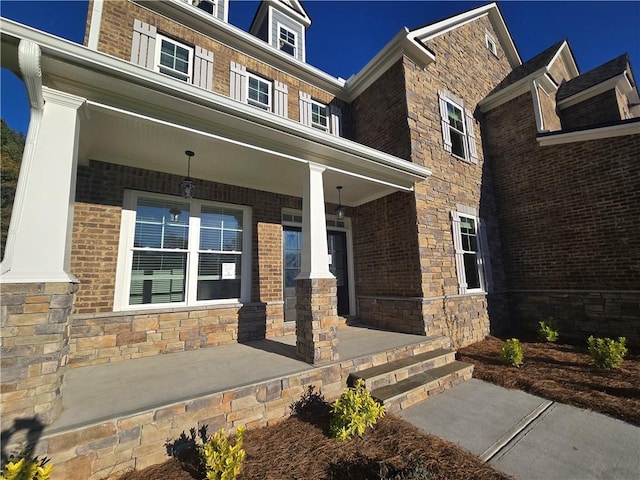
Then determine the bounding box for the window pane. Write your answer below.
[284,230,301,248]
[284,268,298,288]
[447,103,465,131]
[197,0,215,14]
[463,252,481,289]
[197,253,241,300]
[134,198,189,249]
[450,130,466,158]
[200,206,243,251]
[312,103,328,129]
[130,251,186,304]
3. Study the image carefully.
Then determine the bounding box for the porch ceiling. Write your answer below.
[80,103,398,207]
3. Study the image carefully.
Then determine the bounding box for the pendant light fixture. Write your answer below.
[180,150,196,199]
[335,185,345,220]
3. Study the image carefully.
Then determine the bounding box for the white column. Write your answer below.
[1,87,86,283]
[297,163,334,280]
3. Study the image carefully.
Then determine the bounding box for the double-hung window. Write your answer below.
[438,91,478,164]
[115,191,251,310]
[155,34,193,82]
[247,72,272,111]
[310,100,328,131]
[278,25,297,56]
[451,211,492,294]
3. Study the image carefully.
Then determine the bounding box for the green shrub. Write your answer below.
[1,454,54,480]
[587,336,627,369]
[537,318,559,343]
[198,426,246,480]
[500,338,524,367]
[330,379,385,440]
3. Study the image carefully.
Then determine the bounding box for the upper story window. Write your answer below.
[485,31,498,57]
[438,91,478,164]
[278,25,297,56]
[190,0,217,16]
[132,20,214,90]
[155,34,193,82]
[311,100,328,131]
[247,72,272,111]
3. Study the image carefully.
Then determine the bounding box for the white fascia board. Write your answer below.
[478,67,547,112]
[410,2,521,67]
[548,40,579,79]
[134,1,342,94]
[344,28,436,102]
[271,0,311,27]
[557,73,633,109]
[537,121,640,146]
[0,19,431,184]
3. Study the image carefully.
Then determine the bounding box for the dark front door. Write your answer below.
[327,230,349,316]
[283,227,350,320]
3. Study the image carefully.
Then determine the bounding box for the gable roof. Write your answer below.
[346,2,521,101]
[479,39,579,112]
[492,40,566,92]
[557,53,631,101]
[249,0,311,31]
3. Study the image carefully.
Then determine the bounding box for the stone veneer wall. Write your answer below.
[25,338,447,480]
[68,302,283,368]
[0,283,77,432]
[295,278,340,364]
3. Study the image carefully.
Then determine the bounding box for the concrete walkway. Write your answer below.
[400,379,640,480]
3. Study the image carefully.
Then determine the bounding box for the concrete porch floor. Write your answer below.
[48,325,433,434]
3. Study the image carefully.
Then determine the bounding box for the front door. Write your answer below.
[283,226,350,321]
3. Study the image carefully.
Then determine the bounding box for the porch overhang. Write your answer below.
[1,19,432,207]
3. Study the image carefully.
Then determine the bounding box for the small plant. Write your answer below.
[587,336,627,369]
[538,318,559,343]
[290,385,326,416]
[329,379,385,440]
[198,426,246,480]
[1,453,54,480]
[500,338,524,367]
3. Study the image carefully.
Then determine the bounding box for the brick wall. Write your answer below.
[560,89,622,130]
[91,0,348,126]
[485,86,640,343]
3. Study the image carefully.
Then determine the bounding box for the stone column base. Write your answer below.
[295,278,339,364]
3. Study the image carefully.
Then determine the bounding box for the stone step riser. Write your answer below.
[361,351,457,391]
[377,364,474,415]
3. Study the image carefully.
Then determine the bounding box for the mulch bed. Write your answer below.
[115,336,639,480]
[457,336,640,427]
[116,404,510,480]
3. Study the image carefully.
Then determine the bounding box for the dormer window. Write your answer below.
[187,0,217,16]
[155,35,193,82]
[278,25,297,56]
[311,100,328,131]
[247,72,272,111]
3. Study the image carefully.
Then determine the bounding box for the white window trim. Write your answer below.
[310,99,329,132]
[485,31,498,57]
[451,210,490,295]
[114,190,252,311]
[154,33,194,83]
[277,23,298,57]
[246,71,272,111]
[439,91,478,164]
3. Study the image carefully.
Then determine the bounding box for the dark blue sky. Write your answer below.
[2,1,639,134]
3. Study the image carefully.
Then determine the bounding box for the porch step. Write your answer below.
[348,348,456,391]
[371,360,474,414]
